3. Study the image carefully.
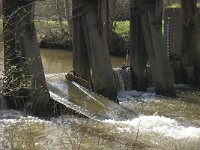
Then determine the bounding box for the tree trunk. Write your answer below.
[64,0,72,34]
[107,0,117,54]
[56,0,65,33]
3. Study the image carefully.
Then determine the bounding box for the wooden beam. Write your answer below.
[181,0,197,83]
[130,0,176,97]
[72,0,117,100]
[72,0,90,81]
[195,6,200,83]
[130,0,148,91]
[3,1,52,117]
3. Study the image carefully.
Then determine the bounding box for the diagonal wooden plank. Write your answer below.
[46,74,137,121]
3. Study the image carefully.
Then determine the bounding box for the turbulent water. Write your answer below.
[1,49,200,150]
[1,93,200,150]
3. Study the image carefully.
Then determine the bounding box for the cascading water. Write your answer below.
[113,66,133,91]
[1,50,200,150]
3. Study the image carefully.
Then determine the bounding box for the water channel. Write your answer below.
[1,48,200,150]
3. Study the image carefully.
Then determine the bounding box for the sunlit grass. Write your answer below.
[114,21,130,39]
[168,2,200,8]
[0,19,131,41]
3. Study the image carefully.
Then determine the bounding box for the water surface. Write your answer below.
[1,48,200,150]
[41,48,126,73]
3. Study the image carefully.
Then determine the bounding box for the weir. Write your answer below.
[113,67,133,91]
[46,74,136,121]
[1,0,200,119]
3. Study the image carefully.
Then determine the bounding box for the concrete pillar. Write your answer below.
[3,0,52,117]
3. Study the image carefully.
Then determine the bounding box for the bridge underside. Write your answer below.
[1,0,200,117]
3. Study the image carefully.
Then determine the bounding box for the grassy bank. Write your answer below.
[35,20,130,42]
[168,2,200,8]
[114,21,130,40]
[0,19,129,41]
[35,20,130,54]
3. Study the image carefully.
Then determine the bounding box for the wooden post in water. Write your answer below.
[72,0,90,81]
[3,0,52,117]
[181,0,197,83]
[72,0,117,100]
[130,0,176,97]
[195,5,200,83]
[130,0,147,91]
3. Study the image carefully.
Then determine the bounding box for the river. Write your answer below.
[1,48,200,150]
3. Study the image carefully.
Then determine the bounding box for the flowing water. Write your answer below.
[1,48,200,150]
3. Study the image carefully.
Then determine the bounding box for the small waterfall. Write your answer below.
[113,66,132,91]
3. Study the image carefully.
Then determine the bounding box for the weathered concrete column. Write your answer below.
[181,0,197,83]
[72,0,117,100]
[3,0,52,117]
[130,0,176,97]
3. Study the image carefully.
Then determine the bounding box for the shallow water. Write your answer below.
[1,49,200,150]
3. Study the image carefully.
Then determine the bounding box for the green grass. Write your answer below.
[114,21,130,39]
[0,19,166,42]
[168,2,200,8]
[0,19,131,41]
[35,20,69,30]
[114,20,165,38]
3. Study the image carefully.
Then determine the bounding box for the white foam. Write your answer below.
[104,115,200,139]
[118,90,156,103]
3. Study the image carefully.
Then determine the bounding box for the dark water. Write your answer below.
[1,48,200,150]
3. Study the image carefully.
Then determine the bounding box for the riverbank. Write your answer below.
[36,20,130,56]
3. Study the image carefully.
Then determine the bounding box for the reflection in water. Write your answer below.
[40,48,126,74]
